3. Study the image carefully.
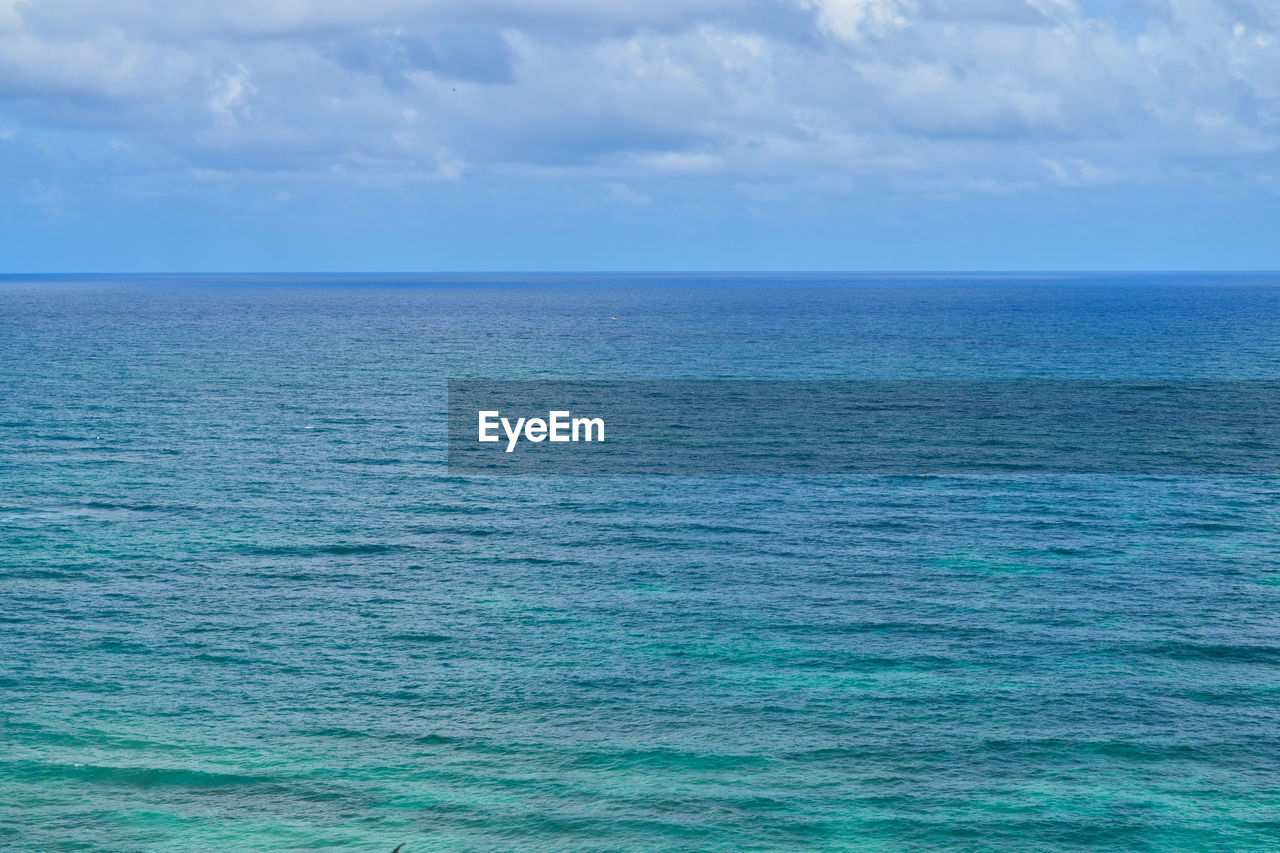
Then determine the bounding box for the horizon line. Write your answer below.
[3,269,1280,277]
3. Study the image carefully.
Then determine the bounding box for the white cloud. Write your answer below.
[1042,157,1118,187]
[638,151,723,173]
[0,3,19,33]
[801,0,915,41]
[0,0,1276,203]
[209,64,255,123]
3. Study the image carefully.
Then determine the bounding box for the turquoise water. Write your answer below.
[3,273,1280,851]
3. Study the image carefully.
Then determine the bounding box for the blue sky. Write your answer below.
[1,0,1278,271]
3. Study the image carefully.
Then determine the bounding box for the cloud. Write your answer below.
[0,0,1277,212]
[328,26,515,88]
[802,0,915,41]
[1042,157,1118,186]
[208,64,255,123]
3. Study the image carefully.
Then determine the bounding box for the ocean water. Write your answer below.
[2,272,1280,851]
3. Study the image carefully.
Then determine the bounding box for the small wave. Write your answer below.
[387,632,452,643]
[1090,741,1211,761]
[410,502,499,516]
[11,759,280,791]
[569,747,769,771]
[414,524,501,537]
[1144,640,1280,664]
[79,500,166,512]
[242,542,417,557]
[331,457,406,466]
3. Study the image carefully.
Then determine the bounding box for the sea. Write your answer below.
[2,273,1279,851]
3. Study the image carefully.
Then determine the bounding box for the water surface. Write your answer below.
[3,273,1279,851]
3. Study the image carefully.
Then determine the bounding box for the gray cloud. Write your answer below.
[328,26,515,88]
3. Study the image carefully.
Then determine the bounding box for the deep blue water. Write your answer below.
[2,273,1280,851]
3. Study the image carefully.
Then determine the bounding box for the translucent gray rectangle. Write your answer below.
[447,380,1280,475]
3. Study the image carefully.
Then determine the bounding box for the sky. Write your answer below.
[1,0,1278,272]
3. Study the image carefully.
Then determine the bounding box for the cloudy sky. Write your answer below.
[1,0,1278,271]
